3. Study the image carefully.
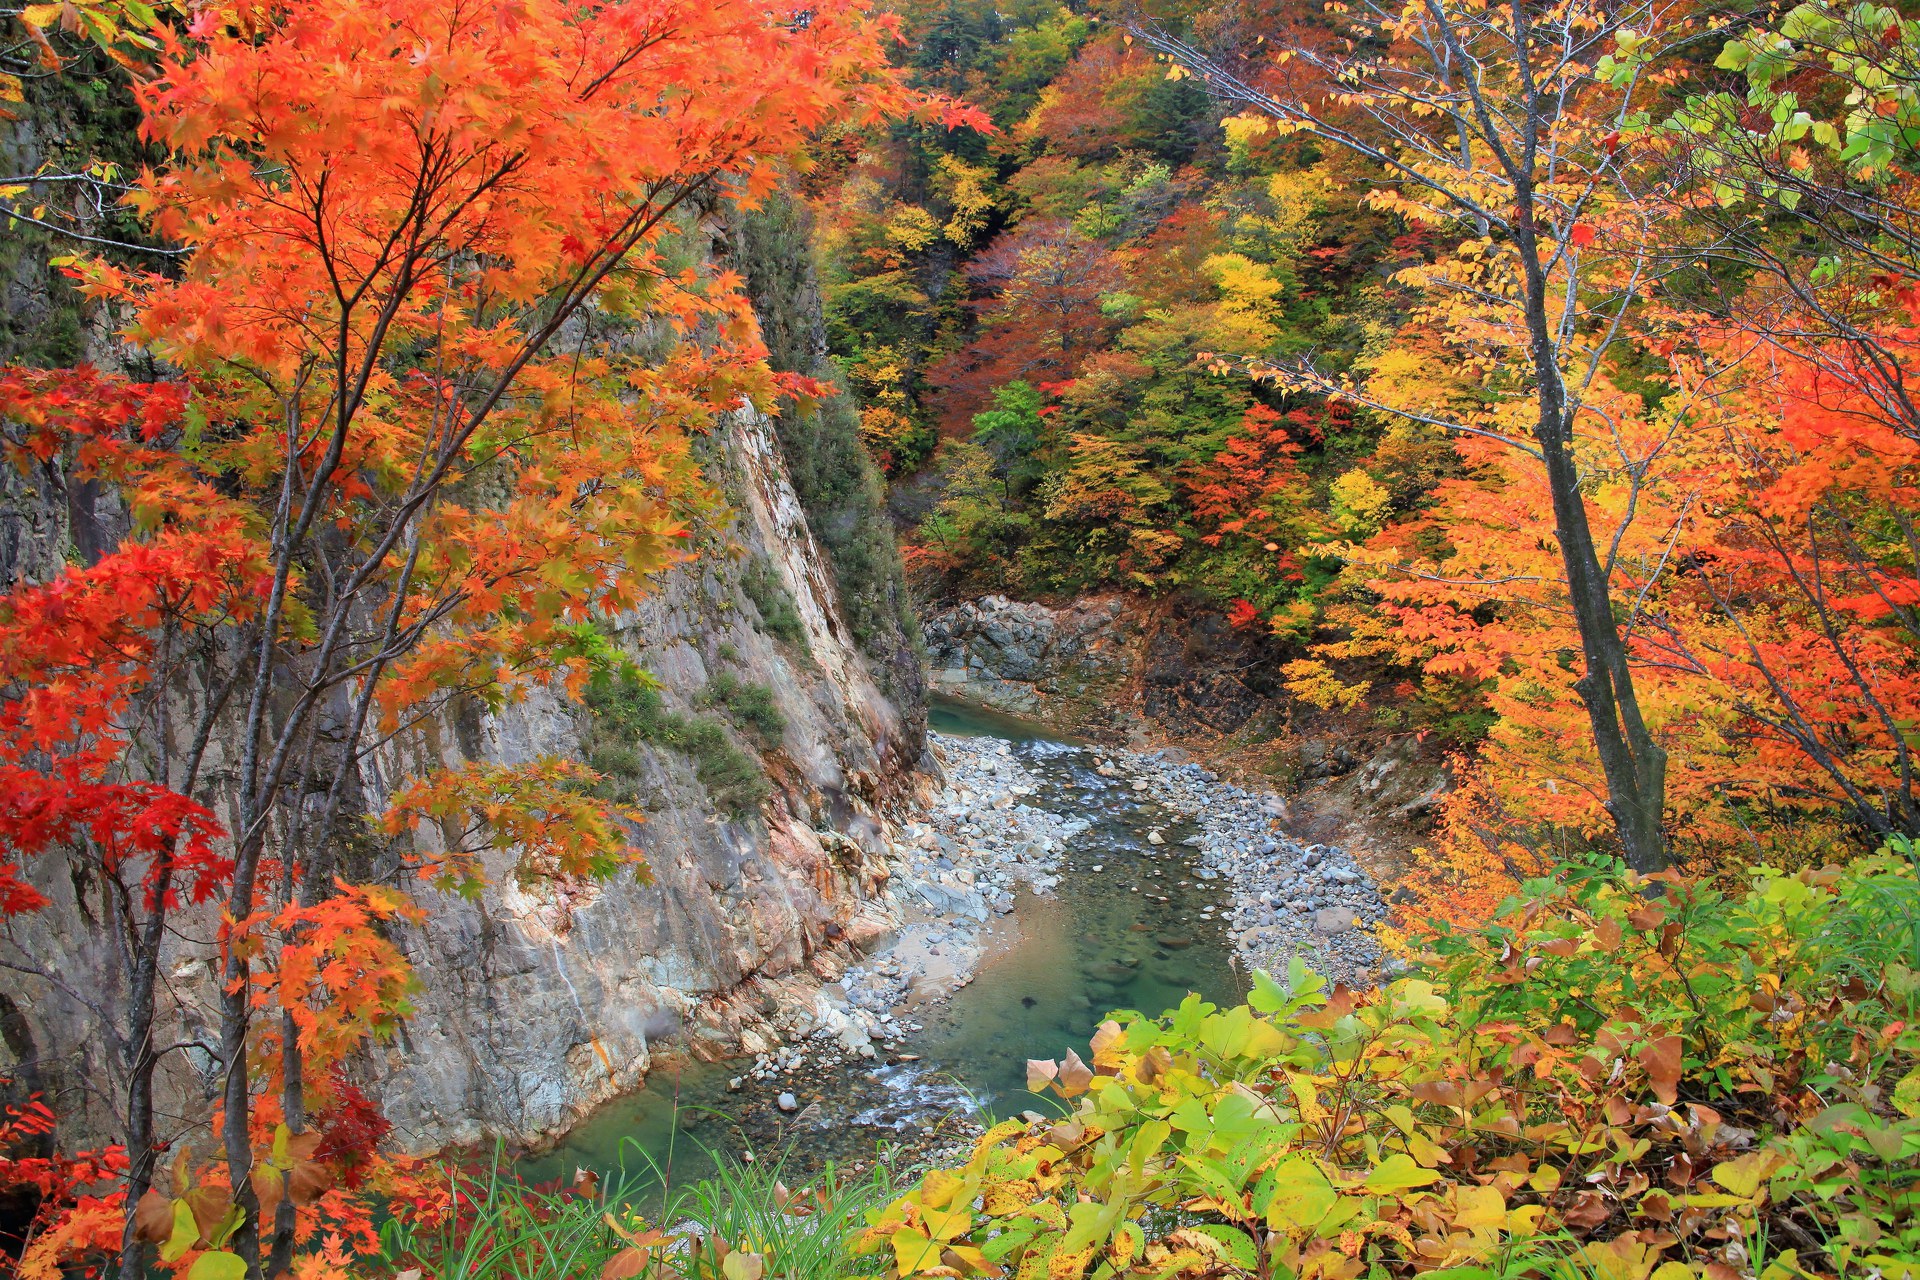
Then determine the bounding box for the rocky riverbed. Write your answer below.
[840,728,1391,1012]
[536,707,1392,1190]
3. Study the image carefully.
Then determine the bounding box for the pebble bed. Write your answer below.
[1112,748,1392,984]
[834,732,1391,1041]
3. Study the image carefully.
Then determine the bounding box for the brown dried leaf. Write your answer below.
[1638,1034,1683,1105]
[252,1166,285,1226]
[1562,1191,1613,1232]
[286,1157,334,1206]
[133,1189,175,1244]
[183,1187,232,1247]
[284,1131,323,1163]
[1056,1049,1094,1098]
[603,1246,651,1280]
[1135,1046,1173,1086]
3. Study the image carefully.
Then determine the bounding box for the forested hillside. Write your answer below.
[803,0,1920,913]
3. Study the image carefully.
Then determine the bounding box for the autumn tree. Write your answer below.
[0,1,973,1277]
[929,219,1126,428]
[1645,0,1920,839]
[1132,0,1688,870]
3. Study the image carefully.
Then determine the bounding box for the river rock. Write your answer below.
[1313,906,1359,935]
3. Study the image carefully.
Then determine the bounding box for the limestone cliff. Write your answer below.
[362,401,923,1150]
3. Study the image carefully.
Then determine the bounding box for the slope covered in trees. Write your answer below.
[806,0,1920,908]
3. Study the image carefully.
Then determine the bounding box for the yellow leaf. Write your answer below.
[1048,1242,1097,1280]
[923,1204,973,1242]
[1365,1154,1442,1194]
[1287,1072,1327,1123]
[1505,1205,1545,1237]
[0,73,22,103]
[892,1228,941,1275]
[922,1170,966,1209]
[160,1200,198,1263]
[1453,1184,1505,1229]
[185,1254,247,1280]
[1407,1131,1449,1167]
[1712,1150,1783,1199]
[1893,1066,1920,1118]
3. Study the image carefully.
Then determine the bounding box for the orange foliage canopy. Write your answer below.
[1332,292,1920,929]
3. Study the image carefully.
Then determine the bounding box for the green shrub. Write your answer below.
[583,671,768,818]
[858,856,1920,1280]
[742,555,807,646]
[703,671,787,746]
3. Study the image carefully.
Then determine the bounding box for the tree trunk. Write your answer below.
[1518,231,1670,871]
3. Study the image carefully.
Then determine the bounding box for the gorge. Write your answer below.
[10,1,1920,1277]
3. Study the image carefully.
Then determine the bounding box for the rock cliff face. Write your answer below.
[0,91,928,1150]
[923,594,1283,739]
[4,401,923,1156]
[361,402,923,1151]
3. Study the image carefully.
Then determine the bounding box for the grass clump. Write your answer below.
[702,671,786,746]
[741,555,807,647]
[379,1148,894,1280]
[584,670,769,818]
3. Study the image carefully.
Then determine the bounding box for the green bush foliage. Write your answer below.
[583,670,769,818]
[742,555,808,646]
[703,671,788,746]
[857,857,1920,1280]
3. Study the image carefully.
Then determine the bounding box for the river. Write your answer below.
[521,698,1247,1197]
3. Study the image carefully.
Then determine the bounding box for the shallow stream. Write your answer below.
[523,699,1247,1196]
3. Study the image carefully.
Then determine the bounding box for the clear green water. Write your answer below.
[522,697,1245,1195]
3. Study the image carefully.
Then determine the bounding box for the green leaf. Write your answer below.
[1365,1154,1443,1194]
[1263,1156,1337,1229]
[186,1252,247,1280]
[160,1200,198,1263]
[1248,969,1289,1014]
[1183,1224,1258,1270]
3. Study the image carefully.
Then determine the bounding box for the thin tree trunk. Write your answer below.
[1519,232,1670,871]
